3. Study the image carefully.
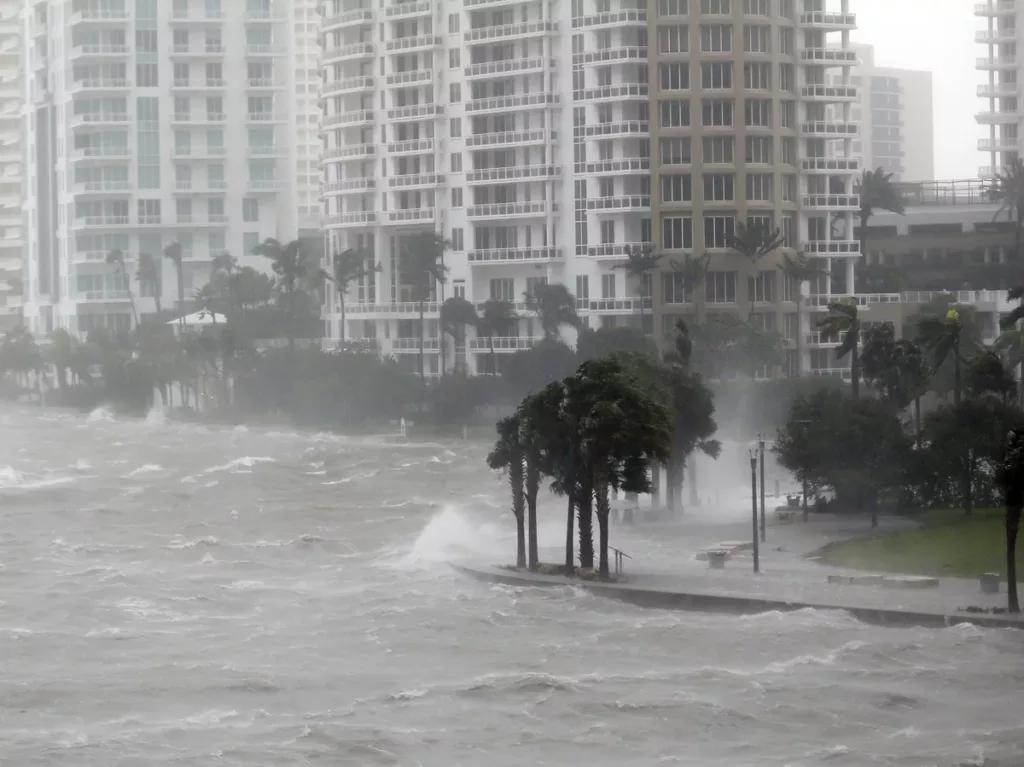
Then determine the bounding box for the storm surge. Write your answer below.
[0,404,1019,767]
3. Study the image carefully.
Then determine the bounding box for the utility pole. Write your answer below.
[758,435,767,542]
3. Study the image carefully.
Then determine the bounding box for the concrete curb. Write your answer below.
[451,562,1024,631]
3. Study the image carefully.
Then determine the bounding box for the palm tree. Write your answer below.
[917,307,969,406]
[476,298,517,376]
[163,241,185,328]
[106,249,138,328]
[252,237,314,360]
[439,296,478,376]
[861,325,930,442]
[967,348,1017,402]
[525,283,582,342]
[487,415,526,569]
[817,298,862,398]
[402,232,450,382]
[46,328,78,391]
[778,253,824,377]
[326,247,380,344]
[856,168,906,262]
[613,244,661,333]
[517,385,565,571]
[135,252,162,316]
[996,426,1024,613]
[994,317,1024,402]
[668,251,711,323]
[991,158,1024,262]
[728,221,785,317]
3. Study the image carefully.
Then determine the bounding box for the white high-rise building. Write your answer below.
[291,0,323,237]
[20,0,303,338]
[0,0,22,330]
[976,0,1021,177]
[320,0,860,378]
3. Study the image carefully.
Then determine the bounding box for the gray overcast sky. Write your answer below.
[854,0,977,180]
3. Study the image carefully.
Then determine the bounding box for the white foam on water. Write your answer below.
[205,456,276,474]
[392,505,511,569]
[87,406,115,423]
[144,405,167,427]
[126,464,164,478]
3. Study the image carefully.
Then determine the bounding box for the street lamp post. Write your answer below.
[758,435,767,542]
[749,451,760,574]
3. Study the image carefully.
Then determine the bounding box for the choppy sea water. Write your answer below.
[0,404,1021,766]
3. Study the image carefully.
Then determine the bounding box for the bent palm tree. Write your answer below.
[991,158,1024,262]
[135,252,162,316]
[995,318,1024,402]
[440,296,478,375]
[857,168,906,262]
[778,252,823,377]
[525,283,582,342]
[817,298,862,398]
[487,415,526,569]
[403,232,450,381]
[729,221,785,318]
[613,244,661,333]
[668,251,711,324]
[106,249,138,328]
[326,247,380,343]
[163,241,185,328]
[252,237,314,361]
[477,298,517,376]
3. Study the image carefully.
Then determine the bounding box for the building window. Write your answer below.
[242,198,259,222]
[704,216,735,249]
[746,136,772,164]
[452,188,463,207]
[449,83,461,102]
[702,136,733,163]
[701,61,733,90]
[662,273,691,304]
[703,174,734,202]
[450,118,461,138]
[661,174,692,203]
[702,99,733,127]
[243,232,260,255]
[451,228,464,251]
[780,100,796,128]
[659,0,689,16]
[659,137,692,164]
[600,220,616,244]
[779,64,795,92]
[660,99,691,127]
[700,24,732,53]
[448,13,460,32]
[662,216,693,249]
[489,278,514,301]
[658,25,689,53]
[450,153,462,172]
[576,275,590,300]
[744,0,770,14]
[744,62,771,90]
[744,24,771,53]
[746,174,773,201]
[449,49,460,68]
[749,271,775,303]
[701,0,730,13]
[705,271,737,303]
[779,27,793,55]
[601,273,616,299]
[659,62,690,91]
[781,214,796,248]
[745,99,772,128]
[780,137,796,165]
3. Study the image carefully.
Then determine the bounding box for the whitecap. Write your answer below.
[126,464,163,477]
[205,456,276,474]
[168,535,219,549]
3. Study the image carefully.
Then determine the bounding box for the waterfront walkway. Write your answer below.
[452,513,1024,630]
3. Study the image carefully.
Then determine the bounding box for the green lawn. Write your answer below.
[816,508,1022,579]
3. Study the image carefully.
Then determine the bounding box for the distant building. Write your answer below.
[0,0,21,330]
[976,0,1019,177]
[830,44,934,182]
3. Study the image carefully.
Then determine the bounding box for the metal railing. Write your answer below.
[610,546,631,577]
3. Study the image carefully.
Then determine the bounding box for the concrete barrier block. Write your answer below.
[881,575,940,589]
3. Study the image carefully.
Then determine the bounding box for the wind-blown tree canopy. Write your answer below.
[476,298,517,376]
[613,244,661,329]
[856,168,906,262]
[991,157,1024,262]
[327,247,380,343]
[253,237,319,359]
[135,252,162,316]
[668,251,711,320]
[402,231,450,380]
[440,296,479,374]
[916,306,975,406]
[525,283,582,341]
[576,326,659,362]
[816,298,862,398]
[777,253,824,377]
[966,348,1017,402]
[487,415,527,569]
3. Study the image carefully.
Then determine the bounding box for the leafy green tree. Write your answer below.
[817,298,862,398]
[856,168,906,261]
[966,348,1017,402]
[995,426,1024,613]
[861,325,930,440]
[326,247,380,343]
[163,241,185,327]
[440,296,478,376]
[525,283,581,342]
[106,249,138,327]
[135,252,162,316]
[613,244,661,331]
[502,338,577,403]
[402,232,450,381]
[252,237,317,360]
[476,298,517,376]
[518,386,566,570]
[487,415,526,569]
[994,319,1024,402]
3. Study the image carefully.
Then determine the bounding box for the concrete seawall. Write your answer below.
[451,562,1024,631]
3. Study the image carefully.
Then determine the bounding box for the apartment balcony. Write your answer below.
[322,76,375,98]
[387,138,435,155]
[802,194,859,211]
[70,78,130,94]
[801,120,859,138]
[388,207,436,224]
[467,247,563,266]
[349,301,438,317]
[245,10,286,23]
[322,179,376,196]
[978,82,1019,98]
[247,145,286,158]
[586,195,651,212]
[468,336,538,352]
[172,146,227,159]
[387,104,445,122]
[246,78,286,91]
[572,9,647,28]
[73,215,131,229]
[384,35,442,53]
[69,43,129,60]
[322,111,375,129]
[465,92,560,114]
[171,78,226,92]
[71,180,132,196]
[799,47,858,65]
[466,201,553,220]
[247,179,285,194]
[391,337,440,353]
[322,9,374,31]
[68,9,129,24]
[801,157,860,173]
[323,144,376,162]
[172,180,228,195]
[800,85,858,102]
[170,43,225,58]
[246,112,288,123]
[803,240,860,257]
[324,211,377,229]
[976,28,1018,44]
[386,0,433,18]
[577,158,649,175]
[388,173,445,189]
[74,290,132,303]
[576,120,649,139]
[465,58,548,80]
[69,112,130,129]
[465,129,554,149]
[574,47,648,66]
[72,250,116,264]
[464,20,557,43]
[386,69,433,87]
[976,109,1020,125]
[586,242,647,260]
[70,146,131,163]
[464,0,530,9]
[576,83,649,103]
[979,136,1019,152]
[245,43,287,57]
[975,0,1017,16]
[322,43,374,65]
[798,11,857,30]
[579,297,650,315]
[977,55,1017,70]
[465,165,560,184]
[170,9,226,23]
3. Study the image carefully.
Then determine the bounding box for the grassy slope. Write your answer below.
[817,508,1022,579]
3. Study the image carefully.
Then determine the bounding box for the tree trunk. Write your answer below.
[1007,504,1020,613]
[914,396,922,446]
[650,462,661,508]
[418,301,426,382]
[510,463,525,569]
[688,454,699,506]
[594,464,611,580]
[526,460,539,571]
[489,335,497,377]
[564,480,575,576]
[340,293,346,343]
[965,452,974,518]
[287,283,296,363]
[177,265,185,329]
[953,336,962,406]
[851,332,860,399]
[577,475,594,570]
[795,294,803,377]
